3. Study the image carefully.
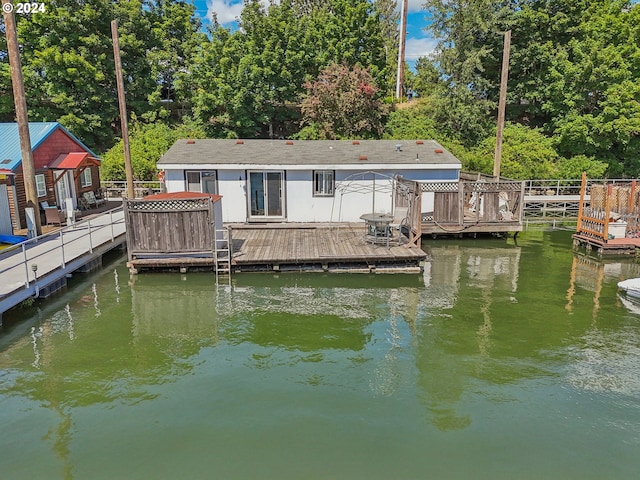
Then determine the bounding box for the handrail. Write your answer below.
[0,206,125,297]
[100,180,162,199]
[522,178,637,197]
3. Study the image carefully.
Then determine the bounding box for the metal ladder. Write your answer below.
[214,227,232,284]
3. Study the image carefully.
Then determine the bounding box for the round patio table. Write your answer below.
[360,212,394,247]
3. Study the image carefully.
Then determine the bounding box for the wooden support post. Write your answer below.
[493,30,511,179]
[395,0,408,100]
[459,181,466,226]
[604,184,612,241]
[576,172,587,234]
[111,20,135,199]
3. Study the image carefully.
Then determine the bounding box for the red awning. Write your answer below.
[49,152,100,169]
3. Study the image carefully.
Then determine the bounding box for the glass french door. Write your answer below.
[54,171,76,209]
[248,171,284,219]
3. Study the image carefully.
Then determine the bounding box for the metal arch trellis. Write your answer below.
[329,171,398,224]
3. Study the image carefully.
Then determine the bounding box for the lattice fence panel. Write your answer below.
[590,186,606,210]
[465,181,523,193]
[126,198,211,212]
[419,182,459,192]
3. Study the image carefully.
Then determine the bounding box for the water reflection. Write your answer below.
[417,242,523,430]
[567,254,640,317]
[1,231,640,478]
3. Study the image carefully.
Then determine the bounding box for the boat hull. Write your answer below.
[617,278,640,298]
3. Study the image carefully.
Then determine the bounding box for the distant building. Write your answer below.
[0,122,102,229]
[158,139,461,223]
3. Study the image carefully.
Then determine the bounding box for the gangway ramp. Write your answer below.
[0,207,126,322]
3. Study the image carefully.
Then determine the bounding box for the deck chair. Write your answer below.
[83,191,106,209]
[44,206,65,226]
[389,206,409,242]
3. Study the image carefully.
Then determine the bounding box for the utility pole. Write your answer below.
[3,0,41,235]
[395,0,408,100]
[493,30,511,179]
[111,20,135,199]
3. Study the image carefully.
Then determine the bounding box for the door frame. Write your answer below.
[54,170,77,209]
[246,170,286,222]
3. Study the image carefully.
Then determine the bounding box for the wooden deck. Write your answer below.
[572,234,640,256]
[229,224,427,273]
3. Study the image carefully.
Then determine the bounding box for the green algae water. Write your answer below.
[1,228,639,479]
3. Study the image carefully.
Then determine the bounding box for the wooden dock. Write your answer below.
[572,234,640,256]
[229,224,427,273]
[129,223,428,274]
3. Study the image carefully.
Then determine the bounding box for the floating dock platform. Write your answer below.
[127,223,428,274]
[230,224,427,273]
[572,234,640,256]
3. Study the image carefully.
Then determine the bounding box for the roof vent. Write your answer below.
[236,140,244,144]
[359,155,368,161]
[352,140,360,145]
[395,144,402,152]
[1,159,11,164]
[186,139,195,144]
[434,149,444,154]
[285,140,294,145]
[416,140,424,145]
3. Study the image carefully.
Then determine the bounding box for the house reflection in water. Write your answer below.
[416,243,522,430]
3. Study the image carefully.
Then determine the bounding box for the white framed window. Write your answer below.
[313,170,334,197]
[35,174,46,197]
[186,171,217,194]
[80,168,92,187]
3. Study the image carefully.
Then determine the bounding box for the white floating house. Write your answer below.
[157,139,462,223]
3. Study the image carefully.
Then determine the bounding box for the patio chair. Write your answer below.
[83,191,106,209]
[44,206,65,226]
[389,206,409,242]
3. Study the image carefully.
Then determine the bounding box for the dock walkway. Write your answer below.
[0,208,126,321]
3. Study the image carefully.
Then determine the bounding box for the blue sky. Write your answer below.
[192,0,435,66]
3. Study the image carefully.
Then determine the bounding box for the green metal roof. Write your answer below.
[0,122,98,171]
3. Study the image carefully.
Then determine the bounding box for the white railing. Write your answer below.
[522,178,636,197]
[100,180,162,199]
[0,206,126,301]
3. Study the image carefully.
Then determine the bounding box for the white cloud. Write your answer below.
[405,37,437,60]
[206,0,245,25]
[407,0,424,13]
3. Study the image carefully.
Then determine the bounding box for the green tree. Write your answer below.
[300,63,388,139]
[0,17,13,121]
[384,100,439,140]
[466,123,559,179]
[0,0,204,151]
[421,0,640,176]
[191,0,389,138]
[374,0,399,95]
[101,119,206,181]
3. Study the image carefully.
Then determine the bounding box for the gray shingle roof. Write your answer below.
[158,139,461,167]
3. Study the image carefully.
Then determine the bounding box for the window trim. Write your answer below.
[313,170,335,197]
[35,173,46,197]
[80,168,92,187]
[185,170,218,194]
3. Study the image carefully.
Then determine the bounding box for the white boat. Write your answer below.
[617,278,640,298]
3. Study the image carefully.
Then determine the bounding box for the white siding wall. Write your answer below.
[217,170,247,222]
[164,167,456,223]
